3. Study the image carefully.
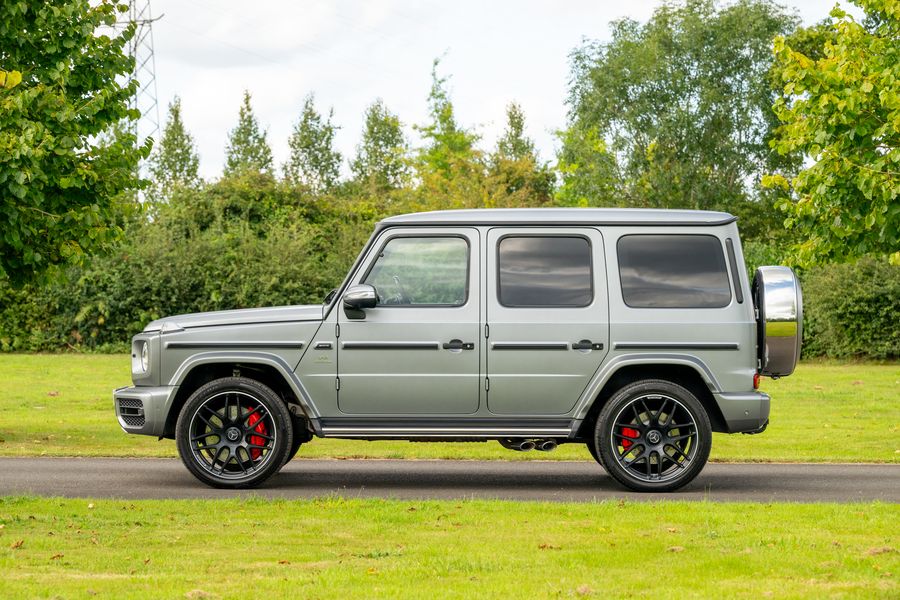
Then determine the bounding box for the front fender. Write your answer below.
[167,351,322,431]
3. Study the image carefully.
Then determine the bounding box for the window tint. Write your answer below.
[498,236,592,307]
[364,237,468,306]
[617,235,731,308]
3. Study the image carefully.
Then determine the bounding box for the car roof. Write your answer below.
[379,208,736,227]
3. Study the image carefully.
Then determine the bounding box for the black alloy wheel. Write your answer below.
[176,377,293,489]
[594,380,711,492]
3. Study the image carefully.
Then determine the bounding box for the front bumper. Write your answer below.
[714,391,771,433]
[113,385,177,437]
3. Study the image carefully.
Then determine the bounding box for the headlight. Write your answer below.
[140,341,150,372]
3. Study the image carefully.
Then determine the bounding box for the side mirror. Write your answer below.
[343,284,377,319]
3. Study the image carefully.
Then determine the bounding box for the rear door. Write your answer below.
[485,228,609,415]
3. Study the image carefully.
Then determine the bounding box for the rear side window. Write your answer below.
[617,235,731,308]
[498,236,592,307]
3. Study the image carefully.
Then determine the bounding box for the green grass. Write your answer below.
[2,354,898,462]
[0,496,896,598]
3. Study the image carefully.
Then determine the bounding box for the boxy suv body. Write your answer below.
[114,208,802,491]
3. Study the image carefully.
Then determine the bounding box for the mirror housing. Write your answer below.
[343,284,377,319]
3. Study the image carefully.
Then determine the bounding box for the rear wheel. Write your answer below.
[176,377,293,489]
[595,380,711,492]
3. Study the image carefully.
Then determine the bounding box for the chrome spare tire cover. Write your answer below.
[752,266,803,377]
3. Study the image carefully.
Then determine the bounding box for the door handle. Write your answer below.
[572,339,604,351]
[443,339,475,351]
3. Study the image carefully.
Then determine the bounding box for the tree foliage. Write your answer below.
[415,60,481,184]
[0,0,148,284]
[223,90,273,176]
[147,96,200,201]
[351,99,409,192]
[488,103,554,204]
[562,0,798,215]
[766,0,900,265]
[284,94,342,193]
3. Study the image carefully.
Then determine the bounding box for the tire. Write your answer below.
[594,379,711,492]
[176,377,293,489]
[586,440,604,466]
[282,434,304,467]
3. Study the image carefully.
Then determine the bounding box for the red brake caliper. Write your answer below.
[247,410,268,460]
[620,427,640,450]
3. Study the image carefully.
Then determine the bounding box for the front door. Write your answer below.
[485,228,609,415]
[337,228,481,415]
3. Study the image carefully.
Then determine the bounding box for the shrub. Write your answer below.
[801,257,900,359]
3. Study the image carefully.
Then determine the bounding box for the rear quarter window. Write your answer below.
[617,234,731,308]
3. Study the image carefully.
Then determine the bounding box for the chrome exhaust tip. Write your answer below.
[538,439,557,452]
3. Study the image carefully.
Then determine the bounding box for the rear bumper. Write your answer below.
[714,391,771,433]
[113,385,177,437]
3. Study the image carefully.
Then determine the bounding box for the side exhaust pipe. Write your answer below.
[537,439,557,452]
[499,439,536,452]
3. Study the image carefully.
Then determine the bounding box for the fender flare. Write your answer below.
[167,351,322,434]
[571,353,722,422]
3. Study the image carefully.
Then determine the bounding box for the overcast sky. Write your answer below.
[143,0,847,179]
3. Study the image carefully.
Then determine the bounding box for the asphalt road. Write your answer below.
[1,458,898,502]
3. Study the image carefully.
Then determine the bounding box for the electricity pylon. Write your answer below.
[127,0,161,152]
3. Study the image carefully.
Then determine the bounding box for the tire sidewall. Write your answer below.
[176,377,293,489]
[595,379,711,492]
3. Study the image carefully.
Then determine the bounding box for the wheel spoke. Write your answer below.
[667,433,694,442]
[235,448,249,474]
[195,411,221,432]
[245,431,274,442]
[200,404,225,423]
[659,398,673,426]
[639,400,653,426]
[630,403,642,425]
[665,443,691,463]
[668,422,695,429]
[241,404,268,425]
[216,447,231,473]
[191,431,218,442]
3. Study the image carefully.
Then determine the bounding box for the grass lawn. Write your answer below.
[1,354,898,463]
[0,496,897,598]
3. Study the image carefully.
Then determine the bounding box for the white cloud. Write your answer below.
[144,0,844,179]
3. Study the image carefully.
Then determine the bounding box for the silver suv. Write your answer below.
[114,208,802,492]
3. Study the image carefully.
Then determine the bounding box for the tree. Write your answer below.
[765,0,899,266]
[224,90,273,176]
[562,0,799,213]
[415,59,481,183]
[351,99,409,191]
[284,94,342,193]
[148,97,200,201]
[0,0,148,284]
[487,102,554,204]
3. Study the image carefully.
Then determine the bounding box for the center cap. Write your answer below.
[225,427,241,442]
[647,430,662,444]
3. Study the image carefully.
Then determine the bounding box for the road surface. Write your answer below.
[1,458,897,502]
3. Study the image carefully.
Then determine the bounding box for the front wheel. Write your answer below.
[595,380,711,492]
[176,377,293,489]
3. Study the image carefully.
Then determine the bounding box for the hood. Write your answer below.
[143,305,324,333]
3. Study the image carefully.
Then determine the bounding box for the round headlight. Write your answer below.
[140,341,150,372]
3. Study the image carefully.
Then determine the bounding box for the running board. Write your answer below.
[320,427,572,439]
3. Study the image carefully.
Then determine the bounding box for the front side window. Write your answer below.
[364,236,469,306]
[498,236,593,307]
[617,235,731,308]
